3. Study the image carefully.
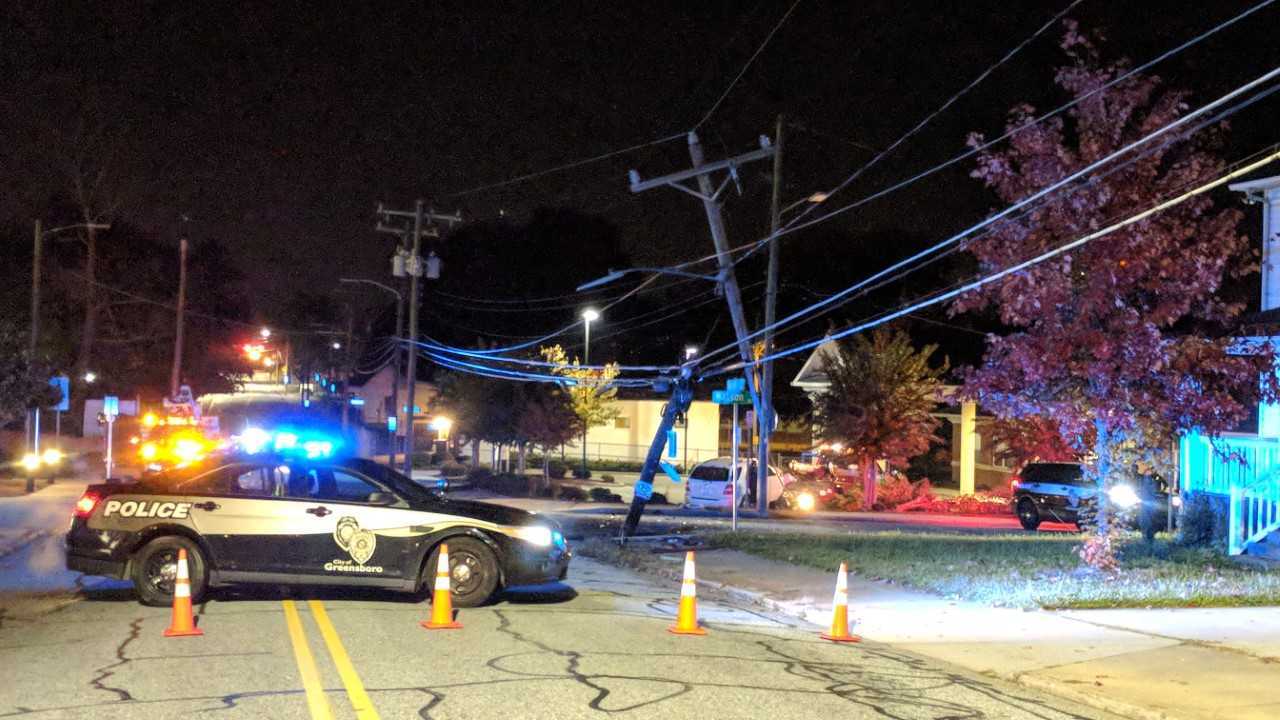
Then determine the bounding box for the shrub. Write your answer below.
[440,462,467,478]
[876,473,917,509]
[1177,492,1228,550]
[589,487,622,503]
[599,474,615,483]
[466,467,495,485]
[547,459,568,479]
[558,486,588,502]
[533,484,554,498]
[411,452,434,469]
[572,468,592,479]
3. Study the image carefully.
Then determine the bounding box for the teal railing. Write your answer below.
[1180,431,1280,554]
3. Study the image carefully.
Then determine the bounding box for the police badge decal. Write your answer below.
[333,516,377,565]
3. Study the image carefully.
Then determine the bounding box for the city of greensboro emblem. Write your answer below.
[333,516,377,565]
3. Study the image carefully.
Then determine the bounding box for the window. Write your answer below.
[1022,463,1088,486]
[614,417,630,429]
[230,466,290,498]
[305,468,387,504]
[690,464,730,482]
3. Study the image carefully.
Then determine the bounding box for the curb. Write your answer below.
[689,572,1179,720]
[1012,672,1178,720]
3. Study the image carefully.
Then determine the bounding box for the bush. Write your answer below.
[533,484,554,498]
[467,467,494,485]
[440,462,467,478]
[573,468,592,479]
[559,486,588,502]
[411,452,434,469]
[876,473,917,509]
[599,474,615,483]
[1177,492,1228,550]
[589,487,623,503]
[547,459,568,479]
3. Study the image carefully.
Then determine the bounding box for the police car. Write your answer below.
[1012,461,1173,532]
[66,444,570,607]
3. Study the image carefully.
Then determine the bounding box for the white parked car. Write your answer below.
[683,457,790,511]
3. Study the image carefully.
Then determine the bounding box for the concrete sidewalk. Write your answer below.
[673,548,1280,720]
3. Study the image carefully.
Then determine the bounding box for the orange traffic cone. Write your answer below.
[163,548,203,637]
[421,543,462,630]
[820,562,860,643]
[667,550,707,636]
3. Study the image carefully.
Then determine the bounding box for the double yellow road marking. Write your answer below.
[282,600,381,720]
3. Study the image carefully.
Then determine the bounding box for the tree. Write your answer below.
[989,417,1081,471]
[540,345,621,472]
[515,385,582,490]
[0,322,60,429]
[810,328,948,508]
[952,24,1278,565]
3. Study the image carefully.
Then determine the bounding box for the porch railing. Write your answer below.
[1180,431,1280,554]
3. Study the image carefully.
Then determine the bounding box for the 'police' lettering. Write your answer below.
[102,500,193,519]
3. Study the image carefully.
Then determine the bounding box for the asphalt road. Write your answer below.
[0,544,1124,720]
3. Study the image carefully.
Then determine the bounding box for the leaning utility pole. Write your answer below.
[377,201,460,476]
[624,131,775,535]
[169,237,189,400]
[757,115,784,516]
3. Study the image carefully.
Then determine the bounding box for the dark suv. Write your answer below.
[1011,462,1172,532]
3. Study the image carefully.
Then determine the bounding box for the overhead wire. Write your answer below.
[700,144,1280,378]
[763,0,1276,247]
[690,63,1280,368]
[736,82,1280,354]
[694,0,806,130]
[780,0,1086,233]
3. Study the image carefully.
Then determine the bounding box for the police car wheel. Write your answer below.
[131,537,206,607]
[425,537,499,608]
[1017,498,1042,531]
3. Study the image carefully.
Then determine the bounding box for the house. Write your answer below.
[1178,175,1280,555]
[790,340,1010,493]
[562,396,721,467]
[346,364,439,455]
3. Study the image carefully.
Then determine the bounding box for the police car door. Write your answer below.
[283,465,416,582]
[181,463,302,576]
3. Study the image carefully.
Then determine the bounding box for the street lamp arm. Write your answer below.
[42,222,111,238]
[576,266,720,292]
[339,277,402,301]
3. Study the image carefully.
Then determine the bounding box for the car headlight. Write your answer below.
[1108,484,1141,509]
[514,525,553,547]
[796,492,816,512]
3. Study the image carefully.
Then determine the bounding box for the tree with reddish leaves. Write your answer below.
[952,23,1278,559]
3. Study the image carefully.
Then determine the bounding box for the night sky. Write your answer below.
[4,0,1280,371]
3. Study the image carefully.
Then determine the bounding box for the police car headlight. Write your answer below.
[514,525,553,547]
[1108,484,1141,509]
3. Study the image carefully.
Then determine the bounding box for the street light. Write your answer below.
[684,345,699,360]
[331,341,342,350]
[259,327,271,339]
[779,191,829,218]
[339,277,405,469]
[579,308,601,477]
[83,372,97,384]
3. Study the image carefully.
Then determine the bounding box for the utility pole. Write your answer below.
[377,201,460,477]
[27,220,43,451]
[624,131,775,535]
[758,115,784,516]
[169,237,189,400]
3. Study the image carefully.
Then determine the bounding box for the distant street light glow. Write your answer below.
[581,308,600,323]
[83,372,97,384]
[684,345,699,360]
[259,327,271,339]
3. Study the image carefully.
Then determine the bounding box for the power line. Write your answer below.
[693,0,806,130]
[767,0,1275,246]
[702,145,1280,377]
[443,132,686,198]
[781,0,1086,232]
[743,83,1280,352]
[691,64,1280,367]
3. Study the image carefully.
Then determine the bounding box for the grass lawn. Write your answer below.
[707,531,1280,609]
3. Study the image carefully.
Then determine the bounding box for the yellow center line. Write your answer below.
[309,599,382,720]
[282,600,335,720]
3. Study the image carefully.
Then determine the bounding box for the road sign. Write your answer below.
[712,389,751,405]
[726,377,745,395]
[659,461,681,484]
[102,396,119,418]
[49,376,70,412]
